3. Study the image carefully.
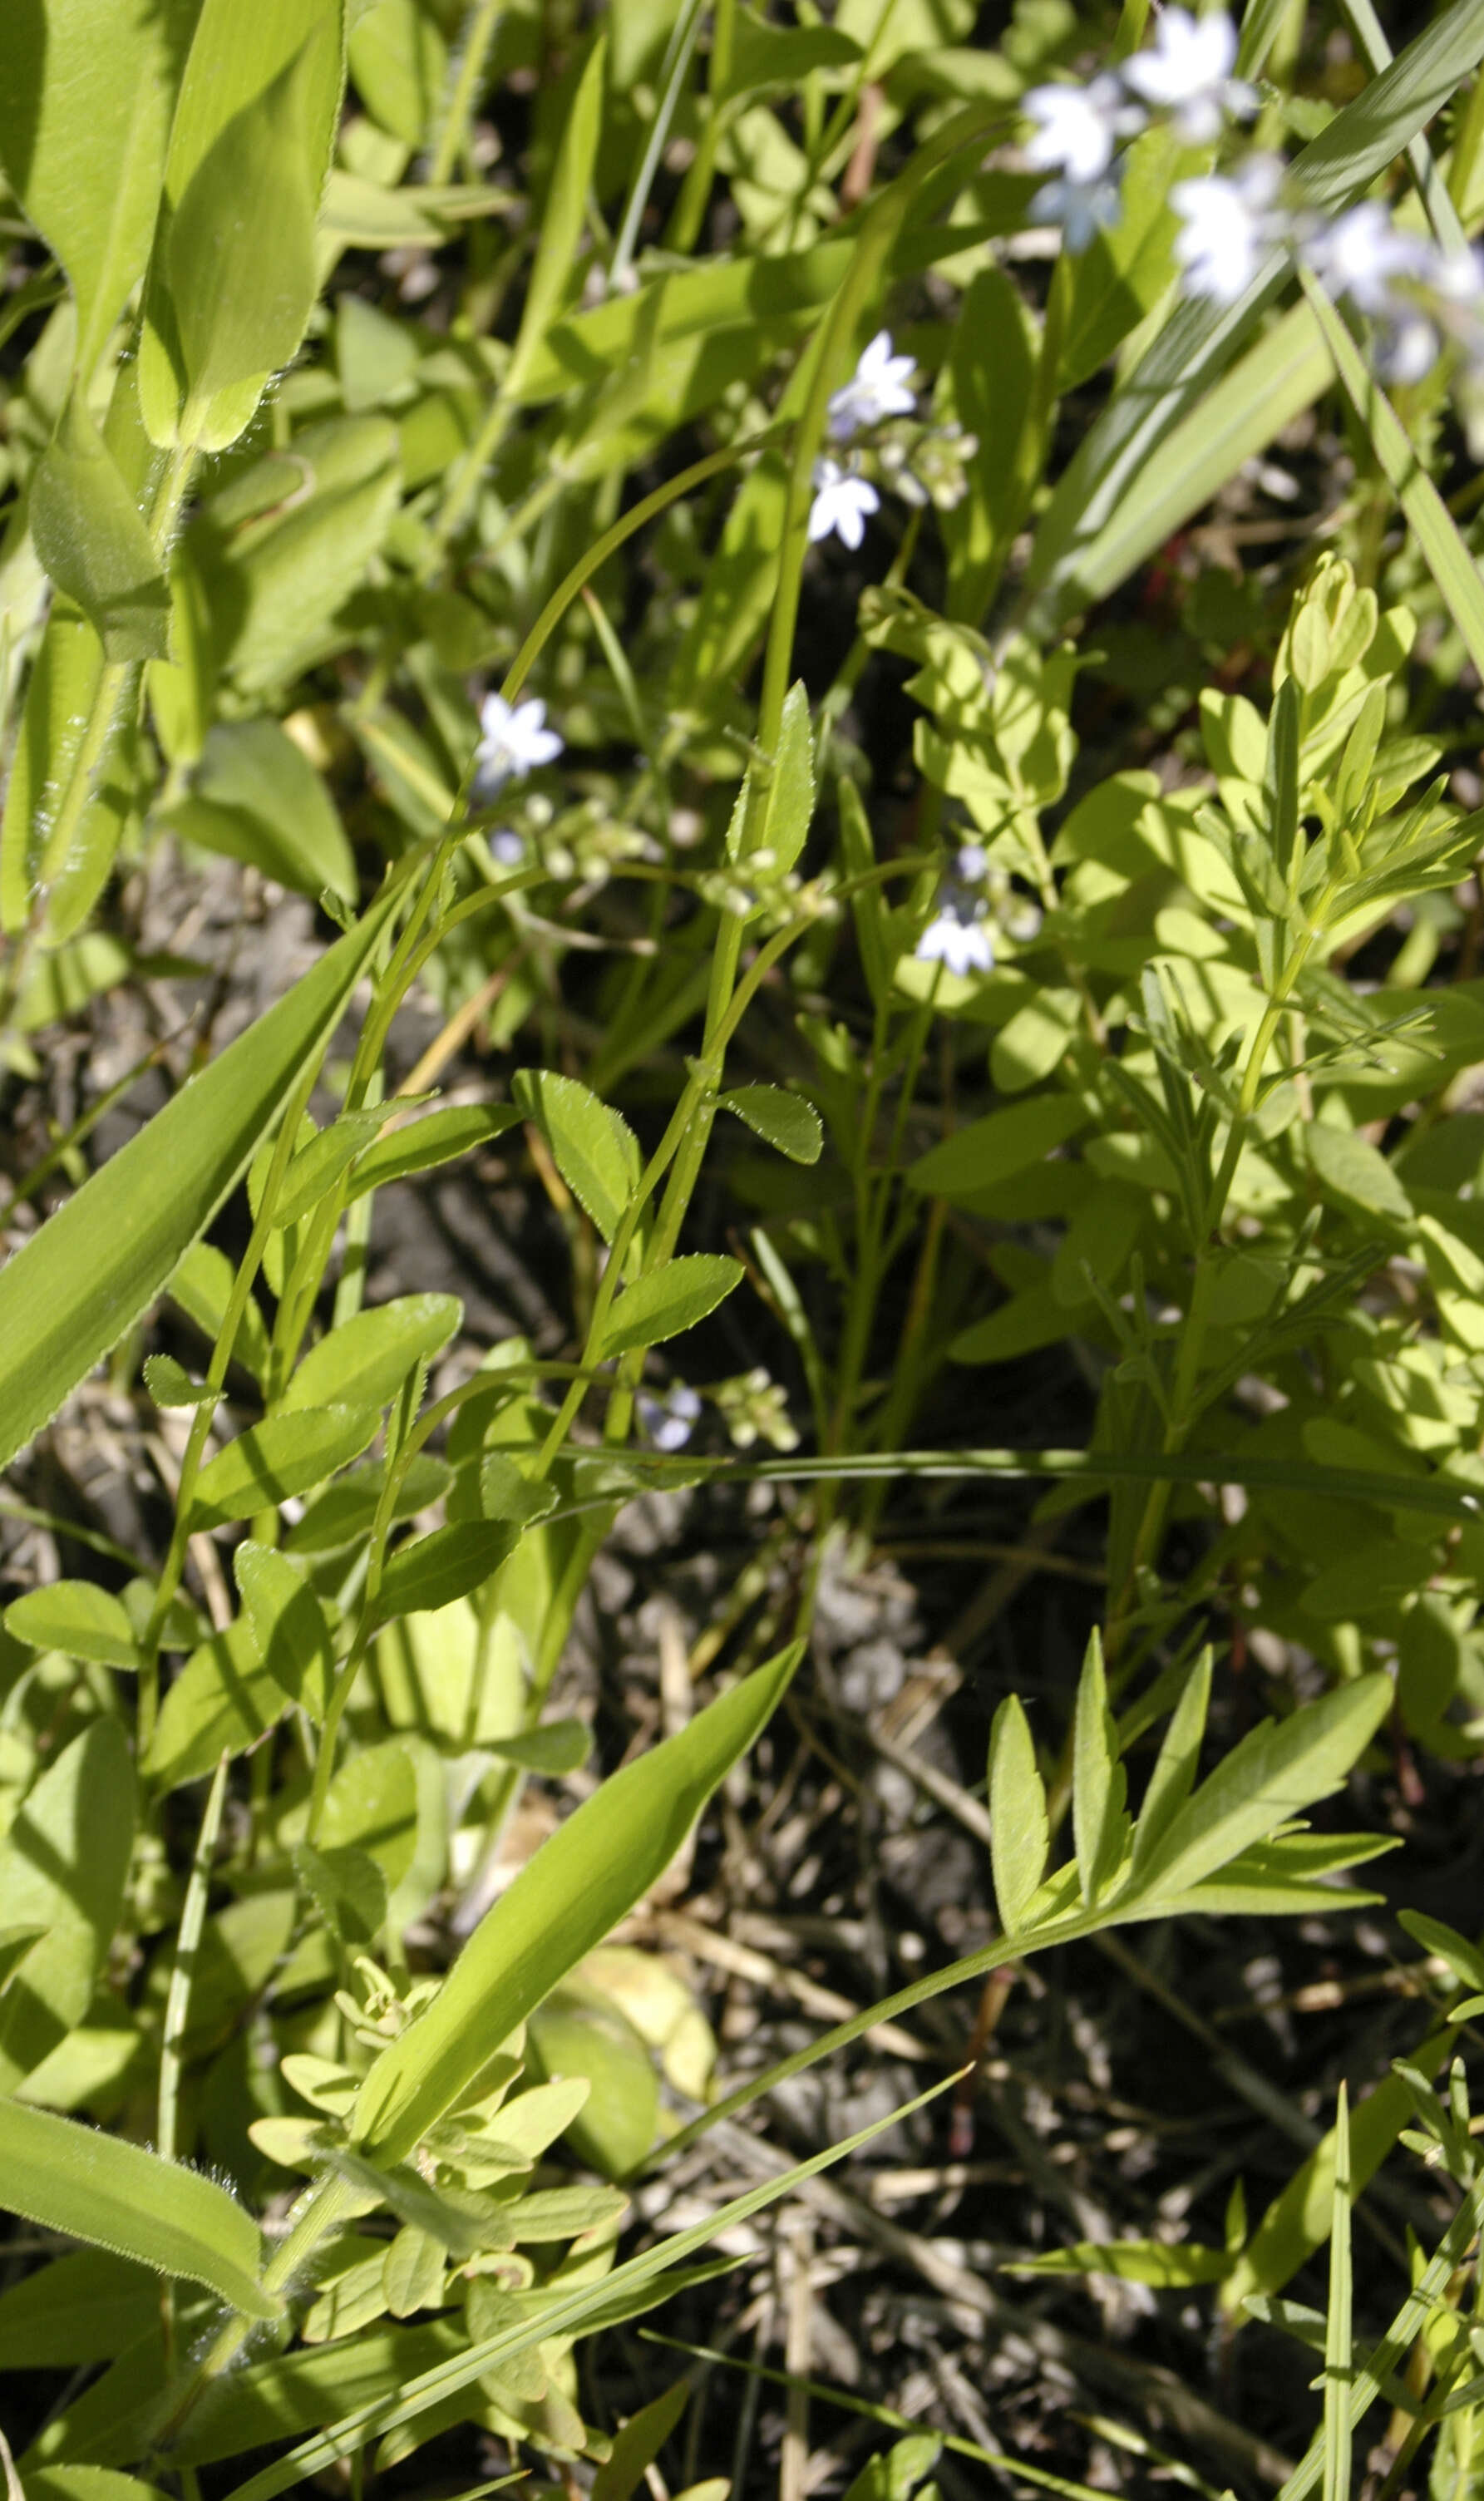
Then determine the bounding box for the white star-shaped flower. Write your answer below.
[808,457,880,550]
[916,898,994,979]
[1023,74,1141,184]
[1171,156,1283,303]
[1031,172,1124,253]
[473,693,563,796]
[1304,201,1431,317]
[826,330,918,442]
[1122,8,1255,142]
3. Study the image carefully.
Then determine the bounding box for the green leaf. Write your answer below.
[1132,1675,1392,1907]
[484,1719,593,1776]
[720,1087,823,1165]
[1398,1911,1484,1996]
[1003,2239,1232,2286]
[525,1986,659,2179]
[503,32,607,401]
[589,2381,690,2501]
[376,1522,522,1622]
[909,1097,1089,1200]
[285,1453,453,1553]
[169,1244,272,1389]
[0,0,195,374]
[146,1618,287,1789]
[1130,1650,1211,1878]
[144,1354,217,1409]
[5,1581,140,1670]
[192,1406,381,1529]
[0,2094,276,2319]
[283,1294,463,1413]
[0,611,130,941]
[760,680,816,875]
[599,1255,744,1359]
[169,719,357,904]
[0,886,398,1473]
[1304,1122,1413,1228]
[347,1104,521,1196]
[0,2249,160,2367]
[140,0,345,449]
[274,1113,388,1230]
[234,1543,335,1719]
[30,393,170,662]
[987,1694,1048,1935]
[1072,1629,1127,1907]
[192,417,402,691]
[513,1068,641,1245]
[0,1720,135,2094]
[351,1645,798,2164]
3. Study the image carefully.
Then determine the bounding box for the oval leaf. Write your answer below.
[191,1405,380,1529]
[376,1522,521,1623]
[512,1069,641,1246]
[720,1087,822,1165]
[5,1581,140,1670]
[283,1294,462,1414]
[599,1255,743,1359]
[348,1103,520,1198]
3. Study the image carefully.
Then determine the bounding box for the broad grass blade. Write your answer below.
[0,883,397,1472]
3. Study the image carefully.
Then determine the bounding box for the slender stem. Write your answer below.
[158,1750,230,2370]
[610,0,709,286]
[429,0,502,183]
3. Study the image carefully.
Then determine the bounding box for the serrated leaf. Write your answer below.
[347,1104,520,1197]
[987,1695,1048,1935]
[5,1581,140,1670]
[0,2094,276,2318]
[192,1405,381,1529]
[144,1354,216,1408]
[761,680,816,875]
[352,1645,798,2164]
[1132,1675,1392,1906]
[282,1293,462,1413]
[513,1068,641,1245]
[719,1087,822,1165]
[599,1255,743,1359]
[31,393,170,661]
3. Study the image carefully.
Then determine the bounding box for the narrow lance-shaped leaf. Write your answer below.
[1133,1674,1392,1907]
[1072,1628,1127,1906]
[351,1645,799,2163]
[987,1694,1048,1935]
[1130,1650,1212,1877]
[0,2097,277,2321]
[191,1407,382,1530]
[0,884,399,1473]
[758,680,816,875]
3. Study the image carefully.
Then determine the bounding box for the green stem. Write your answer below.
[430,0,503,183]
